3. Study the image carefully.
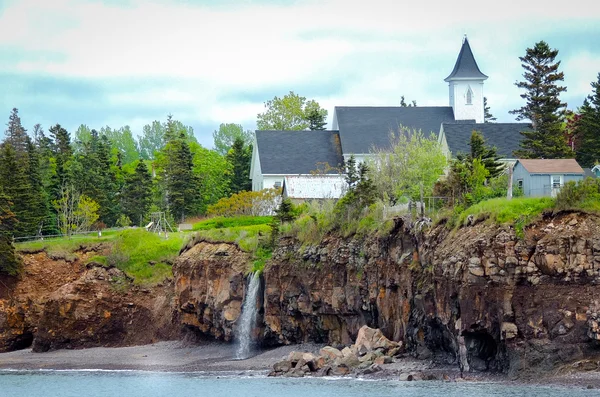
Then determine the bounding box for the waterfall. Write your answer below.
[236,272,261,360]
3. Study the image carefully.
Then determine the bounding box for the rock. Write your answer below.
[341,346,354,357]
[331,364,350,376]
[288,351,305,363]
[359,352,378,363]
[374,356,392,365]
[360,364,382,375]
[399,373,414,381]
[502,322,518,339]
[423,374,437,380]
[273,360,292,373]
[320,346,343,361]
[354,325,399,353]
[336,354,360,368]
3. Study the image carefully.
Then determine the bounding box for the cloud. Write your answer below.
[1,0,599,146]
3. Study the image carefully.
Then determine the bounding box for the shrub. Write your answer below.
[554,178,600,212]
[207,188,281,217]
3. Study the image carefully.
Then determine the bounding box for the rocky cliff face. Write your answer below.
[257,211,600,376]
[0,246,177,353]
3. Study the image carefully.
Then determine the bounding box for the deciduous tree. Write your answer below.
[212,123,253,156]
[256,91,327,131]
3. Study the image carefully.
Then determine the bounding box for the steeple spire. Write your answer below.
[445,37,488,82]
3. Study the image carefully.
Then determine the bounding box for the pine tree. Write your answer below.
[49,124,72,188]
[163,133,200,222]
[510,41,572,159]
[344,155,359,188]
[0,188,21,275]
[575,73,600,167]
[469,131,503,178]
[5,108,29,157]
[121,161,152,226]
[26,138,47,235]
[483,97,497,123]
[0,143,35,237]
[226,137,252,193]
[306,108,327,130]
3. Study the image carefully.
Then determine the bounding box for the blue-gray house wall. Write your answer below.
[513,163,583,197]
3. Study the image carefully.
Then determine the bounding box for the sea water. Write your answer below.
[0,370,597,397]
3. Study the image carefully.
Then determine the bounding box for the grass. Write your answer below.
[194,224,270,253]
[453,197,554,237]
[16,230,121,255]
[192,215,272,231]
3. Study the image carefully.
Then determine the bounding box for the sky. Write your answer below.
[1,0,600,149]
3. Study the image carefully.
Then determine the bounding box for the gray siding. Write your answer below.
[513,163,583,197]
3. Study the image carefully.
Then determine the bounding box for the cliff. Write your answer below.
[3,211,600,378]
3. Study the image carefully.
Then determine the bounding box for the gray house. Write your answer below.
[513,159,585,197]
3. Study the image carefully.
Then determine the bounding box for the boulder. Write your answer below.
[331,364,350,376]
[360,364,382,375]
[374,356,393,365]
[320,346,343,361]
[355,325,400,353]
[273,360,292,373]
[359,351,378,363]
[335,354,360,368]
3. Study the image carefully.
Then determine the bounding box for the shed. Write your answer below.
[282,175,346,203]
[513,159,584,197]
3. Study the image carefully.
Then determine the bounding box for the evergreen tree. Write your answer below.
[5,108,29,157]
[226,137,252,193]
[121,161,153,226]
[469,131,503,178]
[25,137,47,235]
[400,95,417,107]
[483,97,497,123]
[510,41,572,159]
[344,155,359,188]
[306,108,327,130]
[0,188,21,275]
[163,133,200,222]
[575,73,600,167]
[0,143,33,236]
[49,124,73,188]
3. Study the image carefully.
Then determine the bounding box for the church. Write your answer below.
[250,37,530,198]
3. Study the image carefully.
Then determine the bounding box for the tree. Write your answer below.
[226,137,252,194]
[256,91,328,130]
[484,97,497,123]
[101,125,140,165]
[121,161,153,225]
[468,131,503,178]
[369,128,447,203]
[0,188,21,275]
[193,145,231,214]
[400,95,417,107]
[305,100,328,130]
[53,185,99,237]
[139,121,164,160]
[574,73,600,167]
[212,123,253,156]
[5,108,29,157]
[49,124,73,189]
[510,41,572,159]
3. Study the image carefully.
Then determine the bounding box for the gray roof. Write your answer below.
[256,130,344,174]
[334,106,456,154]
[444,38,488,81]
[442,122,531,158]
[583,168,597,178]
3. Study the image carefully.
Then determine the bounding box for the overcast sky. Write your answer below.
[1,0,599,148]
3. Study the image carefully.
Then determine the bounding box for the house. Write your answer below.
[282,175,346,204]
[513,159,585,197]
[587,165,600,178]
[251,37,530,192]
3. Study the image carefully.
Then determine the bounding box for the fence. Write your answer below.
[12,227,127,243]
[383,197,451,220]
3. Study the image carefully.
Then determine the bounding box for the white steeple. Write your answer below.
[445,36,488,123]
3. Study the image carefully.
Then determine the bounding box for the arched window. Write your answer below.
[466,86,473,105]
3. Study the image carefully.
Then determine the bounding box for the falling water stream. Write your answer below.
[236,272,261,360]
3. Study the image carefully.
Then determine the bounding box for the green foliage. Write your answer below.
[116,214,132,227]
[0,189,21,275]
[212,123,253,156]
[256,91,328,131]
[333,161,377,235]
[207,188,281,217]
[511,41,572,159]
[195,224,271,252]
[251,246,272,274]
[305,100,328,130]
[192,215,272,231]
[226,137,252,194]
[469,131,503,178]
[139,121,164,160]
[270,198,297,246]
[369,128,447,203]
[121,161,152,226]
[554,178,600,212]
[574,73,600,167]
[192,144,231,214]
[400,95,417,107]
[483,97,496,123]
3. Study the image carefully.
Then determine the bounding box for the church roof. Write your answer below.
[442,122,530,158]
[255,130,343,174]
[334,106,456,154]
[444,37,488,82]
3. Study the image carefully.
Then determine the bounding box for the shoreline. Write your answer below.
[1,342,599,389]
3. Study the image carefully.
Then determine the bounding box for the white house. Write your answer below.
[282,175,346,203]
[251,37,531,192]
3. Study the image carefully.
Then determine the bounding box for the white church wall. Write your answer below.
[449,81,485,123]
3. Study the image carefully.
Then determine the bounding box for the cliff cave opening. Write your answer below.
[463,326,498,371]
[12,331,33,351]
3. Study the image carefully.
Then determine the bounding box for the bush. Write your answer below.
[554,178,600,212]
[207,188,281,217]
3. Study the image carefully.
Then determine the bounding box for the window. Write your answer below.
[466,86,473,105]
[517,179,523,189]
[274,181,282,189]
[551,175,562,188]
